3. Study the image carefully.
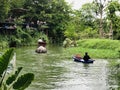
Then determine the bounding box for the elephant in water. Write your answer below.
[35,46,47,53]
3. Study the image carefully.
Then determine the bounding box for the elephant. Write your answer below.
[35,46,47,53]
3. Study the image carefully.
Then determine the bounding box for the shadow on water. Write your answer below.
[14,45,119,90]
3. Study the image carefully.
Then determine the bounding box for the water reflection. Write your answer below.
[15,46,118,90]
[83,63,90,69]
[107,62,120,90]
[50,60,109,90]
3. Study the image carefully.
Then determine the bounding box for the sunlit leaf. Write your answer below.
[0,48,14,76]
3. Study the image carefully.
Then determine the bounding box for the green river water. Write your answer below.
[13,45,119,90]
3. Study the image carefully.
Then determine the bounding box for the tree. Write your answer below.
[47,0,72,42]
[64,21,77,39]
[10,0,25,9]
[22,0,72,43]
[67,3,98,39]
[0,0,11,21]
[79,3,97,31]
[107,0,120,39]
[93,0,108,38]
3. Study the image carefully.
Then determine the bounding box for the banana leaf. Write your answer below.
[13,73,34,90]
[0,48,14,76]
[6,67,23,85]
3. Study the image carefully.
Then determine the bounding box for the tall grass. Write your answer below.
[62,47,119,59]
[62,39,120,59]
[77,39,120,51]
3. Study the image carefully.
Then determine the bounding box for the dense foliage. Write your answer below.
[107,1,120,39]
[0,0,120,47]
[64,0,120,40]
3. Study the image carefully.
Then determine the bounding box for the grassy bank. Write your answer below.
[62,39,120,59]
[77,39,120,51]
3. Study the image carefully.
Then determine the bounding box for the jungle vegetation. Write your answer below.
[0,0,120,89]
[0,0,120,48]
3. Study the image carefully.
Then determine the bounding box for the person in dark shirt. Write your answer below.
[83,52,91,62]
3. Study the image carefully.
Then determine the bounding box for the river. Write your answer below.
[15,45,119,90]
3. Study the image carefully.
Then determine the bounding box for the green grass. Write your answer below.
[62,39,120,59]
[62,47,119,59]
[77,39,120,51]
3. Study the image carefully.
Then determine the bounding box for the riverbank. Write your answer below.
[1,39,120,59]
[62,39,120,59]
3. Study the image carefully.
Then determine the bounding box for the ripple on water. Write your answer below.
[16,47,113,90]
[50,59,109,90]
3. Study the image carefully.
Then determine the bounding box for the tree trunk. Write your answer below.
[99,10,103,38]
[109,21,113,39]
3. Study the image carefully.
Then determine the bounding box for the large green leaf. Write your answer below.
[0,48,14,76]
[13,73,34,90]
[6,67,23,85]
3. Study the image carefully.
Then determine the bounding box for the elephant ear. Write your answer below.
[13,73,34,90]
[0,48,14,76]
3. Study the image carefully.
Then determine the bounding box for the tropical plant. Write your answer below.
[0,48,34,90]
